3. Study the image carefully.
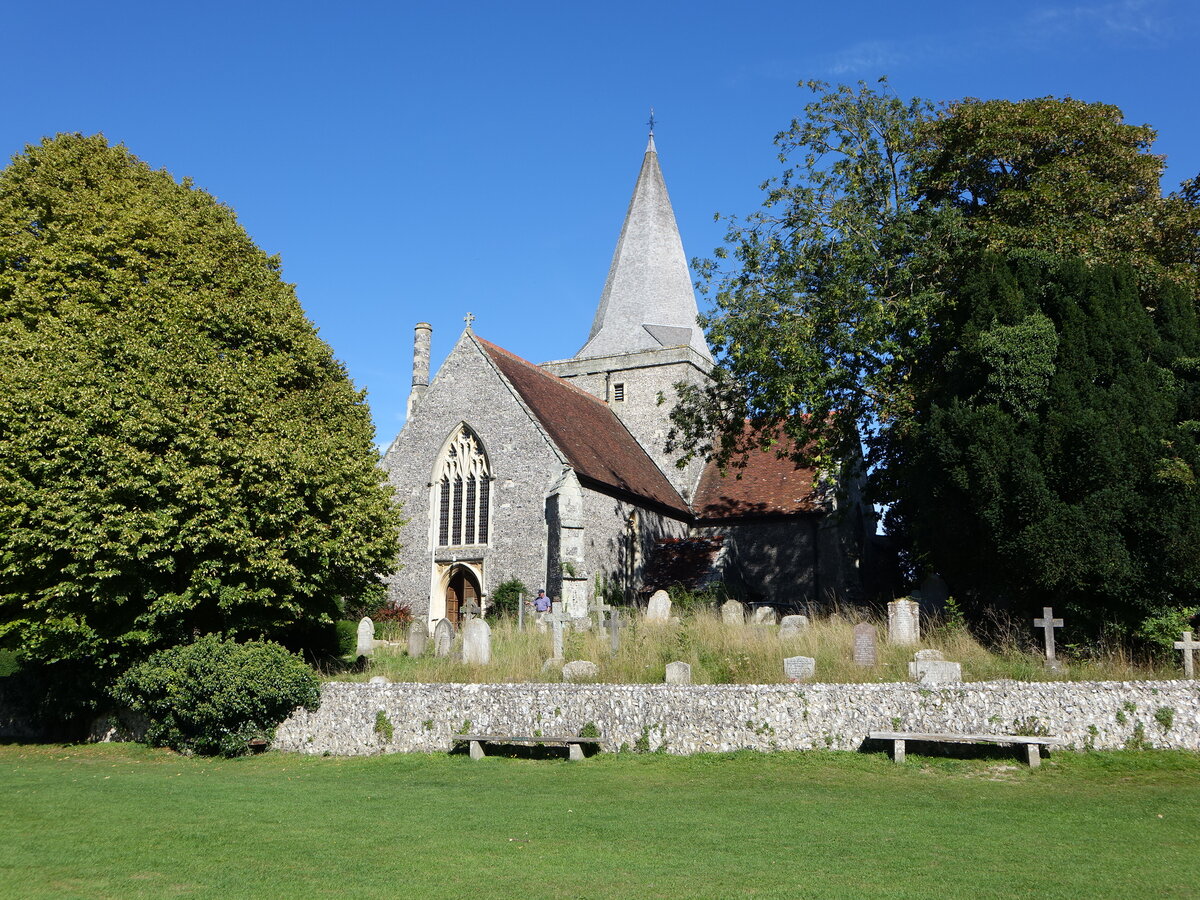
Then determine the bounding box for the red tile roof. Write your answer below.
[693,427,823,520]
[477,337,690,515]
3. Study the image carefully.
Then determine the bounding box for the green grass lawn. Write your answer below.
[3,743,1197,899]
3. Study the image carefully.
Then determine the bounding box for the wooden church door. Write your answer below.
[446,567,480,627]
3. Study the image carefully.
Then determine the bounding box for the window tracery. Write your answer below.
[435,426,491,547]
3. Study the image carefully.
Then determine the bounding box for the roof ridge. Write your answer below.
[475,336,612,409]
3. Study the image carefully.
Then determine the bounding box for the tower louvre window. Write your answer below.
[612,382,625,402]
[433,425,492,547]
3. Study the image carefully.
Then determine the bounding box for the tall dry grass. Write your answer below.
[335,607,1178,685]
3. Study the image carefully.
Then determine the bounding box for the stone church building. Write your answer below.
[382,136,871,628]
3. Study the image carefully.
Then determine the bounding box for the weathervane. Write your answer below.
[647,107,656,136]
[464,312,475,328]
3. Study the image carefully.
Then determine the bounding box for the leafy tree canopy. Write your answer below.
[0,134,401,706]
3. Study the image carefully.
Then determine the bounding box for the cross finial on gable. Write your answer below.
[464,312,475,329]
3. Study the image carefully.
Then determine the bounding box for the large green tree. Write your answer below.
[674,83,1200,630]
[0,135,401,704]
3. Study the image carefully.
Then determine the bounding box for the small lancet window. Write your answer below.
[434,426,492,547]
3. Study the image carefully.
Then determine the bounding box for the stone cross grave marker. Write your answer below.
[546,602,571,661]
[432,618,454,658]
[601,607,625,653]
[461,598,481,622]
[1175,630,1199,679]
[852,623,877,667]
[646,590,671,623]
[1034,607,1064,668]
[462,618,492,666]
[356,617,375,658]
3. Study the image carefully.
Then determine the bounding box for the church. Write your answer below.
[381,135,871,628]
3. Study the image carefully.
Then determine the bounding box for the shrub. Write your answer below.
[490,578,528,618]
[1136,607,1200,656]
[0,649,21,679]
[335,621,359,657]
[112,634,320,756]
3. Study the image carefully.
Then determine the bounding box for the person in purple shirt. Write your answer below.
[533,589,551,613]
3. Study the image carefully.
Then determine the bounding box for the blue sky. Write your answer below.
[7,0,1198,443]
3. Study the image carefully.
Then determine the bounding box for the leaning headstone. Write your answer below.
[462,618,492,665]
[784,656,816,681]
[356,617,375,658]
[751,606,779,626]
[646,590,672,623]
[432,618,454,658]
[779,615,809,638]
[887,599,920,646]
[721,599,745,626]
[561,660,600,682]
[665,661,692,685]
[407,622,428,657]
[853,623,878,667]
[908,659,962,683]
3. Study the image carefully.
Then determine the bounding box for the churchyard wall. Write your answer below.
[274,679,1200,756]
[381,334,568,619]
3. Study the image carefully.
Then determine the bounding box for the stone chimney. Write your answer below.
[406,322,432,420]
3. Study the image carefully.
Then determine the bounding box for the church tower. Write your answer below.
[542,135,712,501]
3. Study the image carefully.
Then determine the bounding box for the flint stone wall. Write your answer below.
[274,680,1200,756]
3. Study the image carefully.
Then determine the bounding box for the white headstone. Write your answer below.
[721,599,745,626]
[368,675,389,684]
[561,660,600,682]
[888,599,920,646]
[665,661,692,685]
[779,615,809,639]
[646,590,672,623]
[784,656,816,681]
[462,618,492,665]
[751,607,779,626]
[432,618,454,658]
[913,648,945,661]
[407,622,428,657]
[908,659,962,683]
[356,617,375,657]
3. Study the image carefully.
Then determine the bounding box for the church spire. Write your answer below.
[575,135,711,362]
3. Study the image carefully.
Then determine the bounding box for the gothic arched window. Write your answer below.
[434,426,491,547]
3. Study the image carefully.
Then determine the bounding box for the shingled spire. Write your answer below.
[576,136,711,361]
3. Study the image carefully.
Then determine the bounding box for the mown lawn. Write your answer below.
[2,743,1197,899]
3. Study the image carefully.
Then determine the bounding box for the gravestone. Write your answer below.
[561,660,600,682]
[407,622,428,657]
[852,623,878,667]
[779,615,809,638]
[602,607,625,653]
[1175,631,1199,679]
[721,599,745,626]
[646,590,672,623]
[462,618,492,665]
[1033,607,1064,670]
[784,656,816,681]
[665,661,692,685]
[432,618,454,658]
[913,648,944,661]
[887,599,920,646]
[356,617,375,658]
[545,604,571,661]
[751,606,779,626]
[908,658,962,683]
[369,675,389,684]
[461,598,481,622]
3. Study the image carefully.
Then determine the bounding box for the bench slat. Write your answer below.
[868,731,1061,745]
[453,734,602,744]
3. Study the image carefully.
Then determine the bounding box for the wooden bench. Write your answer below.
[868,731,1063,767]
[452,734,602,761]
